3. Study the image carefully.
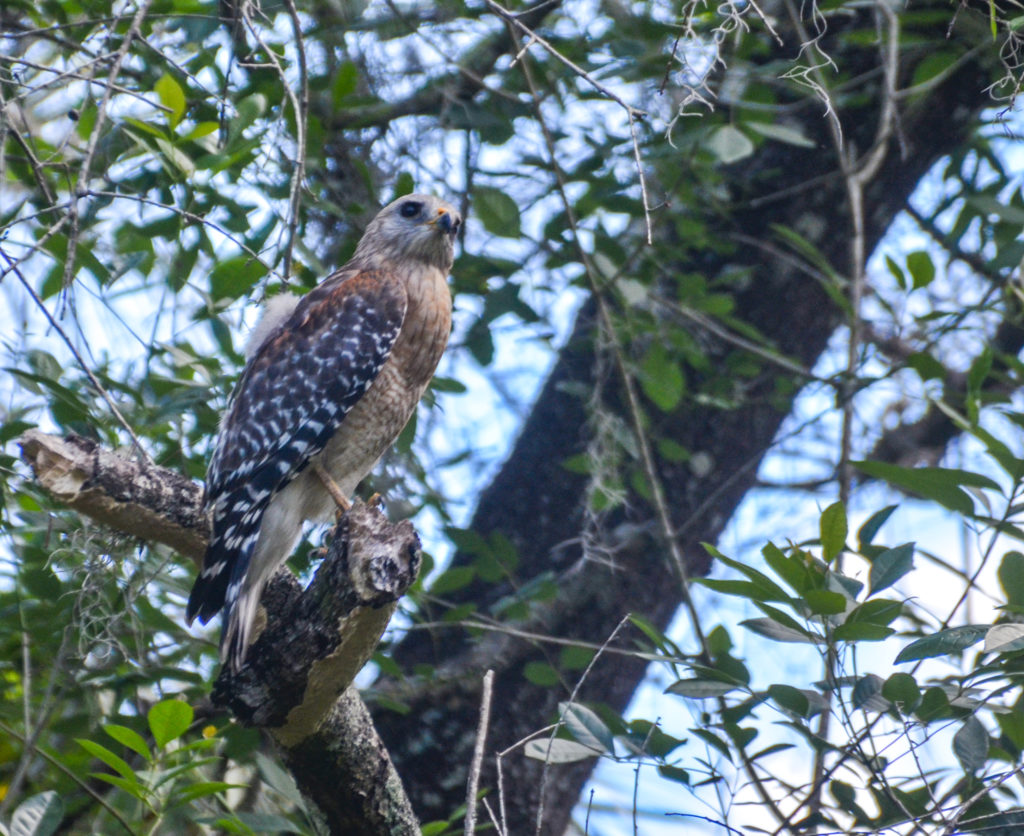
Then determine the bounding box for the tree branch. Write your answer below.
[18,430,207,563]
[17,429,421,836]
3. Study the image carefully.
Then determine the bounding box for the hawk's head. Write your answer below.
[357,193,462,272]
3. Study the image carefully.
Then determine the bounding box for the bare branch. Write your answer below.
[464,669,495,836]
[18,430,206,562]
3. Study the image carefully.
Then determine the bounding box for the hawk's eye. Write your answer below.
[399,201,422,218]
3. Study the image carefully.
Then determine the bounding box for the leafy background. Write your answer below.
[4,0,1024,833]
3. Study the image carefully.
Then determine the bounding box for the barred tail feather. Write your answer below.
[221,581,261,673]
[186,540,233,625]
[186,506,264,670]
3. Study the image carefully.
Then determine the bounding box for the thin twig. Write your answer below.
[534,615,631,834]
[1,249,149,457]
[464,669,495,836]
[483,0,653,243]
[64,0,155,296]
[0,53,169,112]
[82,190,278,276]
[280,0,309,284]
[406,616,690,665]
[482,0,644,115]
[481,796,505,836]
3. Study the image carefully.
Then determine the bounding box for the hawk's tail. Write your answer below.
[221,578,261,673]
[186,508,263,671]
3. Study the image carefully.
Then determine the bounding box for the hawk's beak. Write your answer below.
[434,209,458,237]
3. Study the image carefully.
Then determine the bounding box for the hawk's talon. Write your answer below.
[312,460,351,512]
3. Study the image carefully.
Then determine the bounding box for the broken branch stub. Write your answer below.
[18,429,207,562]
[212,502,421,745]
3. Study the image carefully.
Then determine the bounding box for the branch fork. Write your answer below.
[18,429,423,835]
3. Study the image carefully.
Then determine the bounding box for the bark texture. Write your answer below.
[18,429,207,563]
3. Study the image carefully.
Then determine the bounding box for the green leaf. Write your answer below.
[983,623,1024,654]
[640,342,684,412]
[559,703,614,753]
[169,781,237,806]
[832,622,894,642]
[666,678,739,698]
[803,588,847,615]
[882,673,921,712]
[523,738,600,763]
[229,94,267,144]
[10,791,64,836]
[966,347,993,424]
[148,699,193,749]
[968,195,1024,226]
[430,375,466,394]
[702,547,791,602]
[104,724,152,762]
[708,125,754,164]
[430,565,476,595]
[690,727,733,762]
[626,720,686,758]
[155,74,186,129]
[209,255,267,301]
[869,542,914,595]
[696,578,782,602]
[905,351,946,382]
[761,542,814,594]
[831,779,868,819]
[473,186,521,238]
[853,460,999,515]
[559,645,595,671]
[910,50,958,88]
[523,661,560,686]
[819,501,847,562]
[905,250,935,289]
[123,116,168,139]
[768,684,810,716]
[857,505,897,549]
[915,686,951,722]
[967,346,993,396]
[332,61,359,106]
[953,716,988,773]
[740,617,820,644]
[894,624,988,663]
[76,738,136,781]
[393,171,415,200]
[885,253,907,288]
[657,764,691,785]
[999,551,1024,607]
[254,751,305,807]
[183,121,219,141]
[746,121,815,148]
[852,674,887,711]
[90,773,147,800]
[843,598,902,627]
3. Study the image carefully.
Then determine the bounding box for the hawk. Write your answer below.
[187,194,461,671]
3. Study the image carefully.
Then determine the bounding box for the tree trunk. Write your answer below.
[373,6,1001,832]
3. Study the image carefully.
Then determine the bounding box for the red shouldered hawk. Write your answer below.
[186,194,461,671]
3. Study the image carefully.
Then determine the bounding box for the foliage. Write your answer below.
[2,0,1024,833]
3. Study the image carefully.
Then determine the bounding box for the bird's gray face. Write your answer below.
[357,193,462,272]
